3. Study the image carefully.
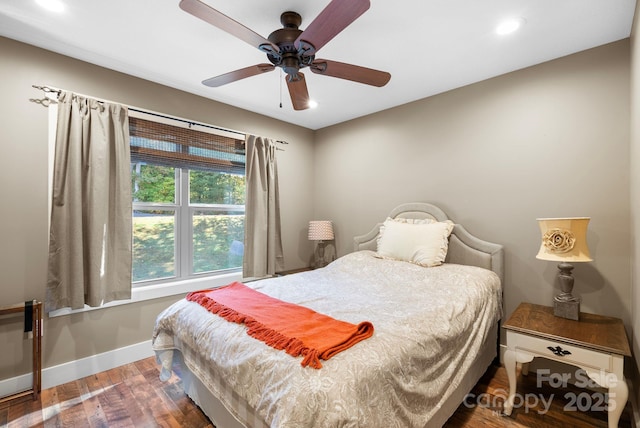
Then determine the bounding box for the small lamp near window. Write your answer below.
[308,221,334,268]
[536,217,593,320]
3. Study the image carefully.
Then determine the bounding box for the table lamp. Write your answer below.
[308,220,334,268]
[536,217,592,320]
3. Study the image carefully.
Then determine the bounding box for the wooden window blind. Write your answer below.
[129,116,245,174]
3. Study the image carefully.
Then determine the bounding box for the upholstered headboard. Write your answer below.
[353,202,504,284]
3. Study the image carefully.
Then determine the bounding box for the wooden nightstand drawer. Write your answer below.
[507,330,611,371]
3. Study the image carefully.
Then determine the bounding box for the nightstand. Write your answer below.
[502,302,631,428]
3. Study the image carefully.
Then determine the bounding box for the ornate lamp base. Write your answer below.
[554,296,579,320]
[553,262,579,320]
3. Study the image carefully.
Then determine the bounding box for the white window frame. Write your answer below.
[47,107,244,317]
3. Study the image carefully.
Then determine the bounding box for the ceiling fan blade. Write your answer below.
[286,72,310,111]
[202,64,275,87]
[310,60,390,87]
[295,0,370,55]
[180,0,279,54]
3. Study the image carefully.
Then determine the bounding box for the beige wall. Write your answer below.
[315,40,631,330]
[0,36,315,377]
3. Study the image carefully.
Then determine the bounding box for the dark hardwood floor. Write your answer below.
[445,364,633,428]
[0,358,634,427]
[0,357,212,428]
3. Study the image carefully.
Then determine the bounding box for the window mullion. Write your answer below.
[178,168,192,277]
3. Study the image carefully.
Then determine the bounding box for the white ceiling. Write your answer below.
[0,0,636,130]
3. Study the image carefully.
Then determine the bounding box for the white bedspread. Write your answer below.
[152,250,502,428]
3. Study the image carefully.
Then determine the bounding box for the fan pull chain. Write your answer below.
[279,69,283,108]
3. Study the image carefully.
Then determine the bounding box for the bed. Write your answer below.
[152,202,504,427]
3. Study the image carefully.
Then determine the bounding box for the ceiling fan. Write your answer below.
[179,0,391,110]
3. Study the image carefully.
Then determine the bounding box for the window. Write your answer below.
[129,113,246,286]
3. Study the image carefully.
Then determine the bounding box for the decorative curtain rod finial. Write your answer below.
[32,84,61,95]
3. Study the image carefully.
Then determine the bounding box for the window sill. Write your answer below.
[48,271,243,318]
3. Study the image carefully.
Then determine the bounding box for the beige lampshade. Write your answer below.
[536,217,593,262]
[308,220,334,241]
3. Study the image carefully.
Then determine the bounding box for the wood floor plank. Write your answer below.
[0,404,7,426]
[94,370,135,427]
[134,357,158,375]
[40,383,62,428]
[5,397,44,428]
[76,373,110,428]
[107,360,140,386]
[56,381,89,428]
[112,381,146,426]
[126,372,183,427]
[143,367,189,419]
[3,356,634,427]
[444,364,632,428]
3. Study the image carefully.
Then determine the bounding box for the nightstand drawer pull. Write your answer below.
[547,346,571,357]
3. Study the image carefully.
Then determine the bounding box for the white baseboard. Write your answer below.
[0,340,154,397]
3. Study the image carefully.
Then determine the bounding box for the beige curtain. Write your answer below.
[243,135,284,277]
[47,91,132,311]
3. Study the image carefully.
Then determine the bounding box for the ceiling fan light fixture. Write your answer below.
[496,17,526,36]
[308,100,318,109]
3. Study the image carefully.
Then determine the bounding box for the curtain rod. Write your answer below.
[31,84,289,146]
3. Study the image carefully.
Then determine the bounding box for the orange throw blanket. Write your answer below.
[186,282,374,369]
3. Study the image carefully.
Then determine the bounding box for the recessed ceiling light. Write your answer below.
[496,17,525,36]
[35,0,65,13]
[308,100,318,109]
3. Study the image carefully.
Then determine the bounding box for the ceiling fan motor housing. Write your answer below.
[264,11,315,78]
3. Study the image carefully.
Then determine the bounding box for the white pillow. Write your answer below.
[380,216,435,225]
[376,217,435,246]
[376,219,454,267]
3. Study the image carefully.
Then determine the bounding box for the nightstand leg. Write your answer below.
[608,378,628,428]
[503,349,516,416]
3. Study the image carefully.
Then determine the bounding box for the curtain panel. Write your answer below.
[47,91,132,311]
[243,135,284,278]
